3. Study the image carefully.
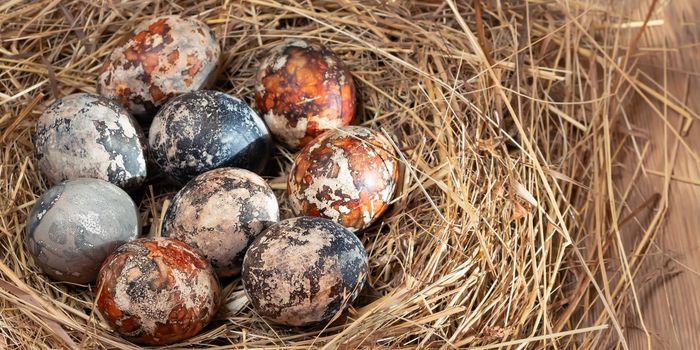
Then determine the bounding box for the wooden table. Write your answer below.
[621,1,700,348]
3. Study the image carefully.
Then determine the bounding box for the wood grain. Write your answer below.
[620,1,700,348]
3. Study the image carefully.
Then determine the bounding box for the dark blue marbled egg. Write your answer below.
[148,90,272,182]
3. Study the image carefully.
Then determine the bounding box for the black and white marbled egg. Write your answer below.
[242,216,368,326]
[149,90,273,183]
[161,167,279,277]
[25,178,140,284]
[34,93,147,189]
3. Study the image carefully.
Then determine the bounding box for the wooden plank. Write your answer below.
[620,0,700,348]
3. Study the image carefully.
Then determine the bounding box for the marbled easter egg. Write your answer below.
[97,16,220,121]
[287,126,398,231]
[96,238,220,345]
[242,216,368,326]
[34,93,147,189]
[149,90,273,183]
[255,39,356,149]
[25,178,140,284]
[162,167,279,277]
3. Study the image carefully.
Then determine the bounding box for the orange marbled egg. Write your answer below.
[255,39,356,149]
[96,238,220,346]
[97,16,220,122]
[287,126,398,231]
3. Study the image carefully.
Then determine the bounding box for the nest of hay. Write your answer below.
[0,1,672,348]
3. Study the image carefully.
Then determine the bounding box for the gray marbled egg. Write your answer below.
[162,167,279,277]
[25,178,140,284]
[242,216,368,326]
[149,90,273,183]
[34,93,147,189]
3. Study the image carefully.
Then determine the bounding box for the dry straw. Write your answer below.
[0,0,688,349]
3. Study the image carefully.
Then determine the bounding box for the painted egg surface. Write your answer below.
[162,167,279,277]
[24,178,139,284]
[255,39,356,149]
[242,216,368,326]
[33,93,147,189]
[288,126,398,231]
[96,238,220,346]
[97,15,220,121]
[149,90,272,183]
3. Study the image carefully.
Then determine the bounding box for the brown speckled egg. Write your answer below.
[34,93,147,189]
[242,216,368,326]
[255,39,356,149]
[97,15,220,122]
[161,168,279,277]
[287,126,398,231]
[96,238,220,346]
[25,178,139,284]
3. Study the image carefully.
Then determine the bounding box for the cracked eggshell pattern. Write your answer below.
[162,167,279,277]
[242,216,368,326]
[34,93,147,189]
[255,39,356,149]
[149,90,273,183]
[96,237,220,346]
[24,178,139,284]
[97,15,220,121]
[287,126,398,231]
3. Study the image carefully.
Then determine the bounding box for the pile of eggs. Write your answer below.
[25,15,399,346]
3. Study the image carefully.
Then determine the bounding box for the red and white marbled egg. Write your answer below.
[255,39,356,149]
[97,16,220,122]
[287,126,398,231]
[96,238,220,346]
